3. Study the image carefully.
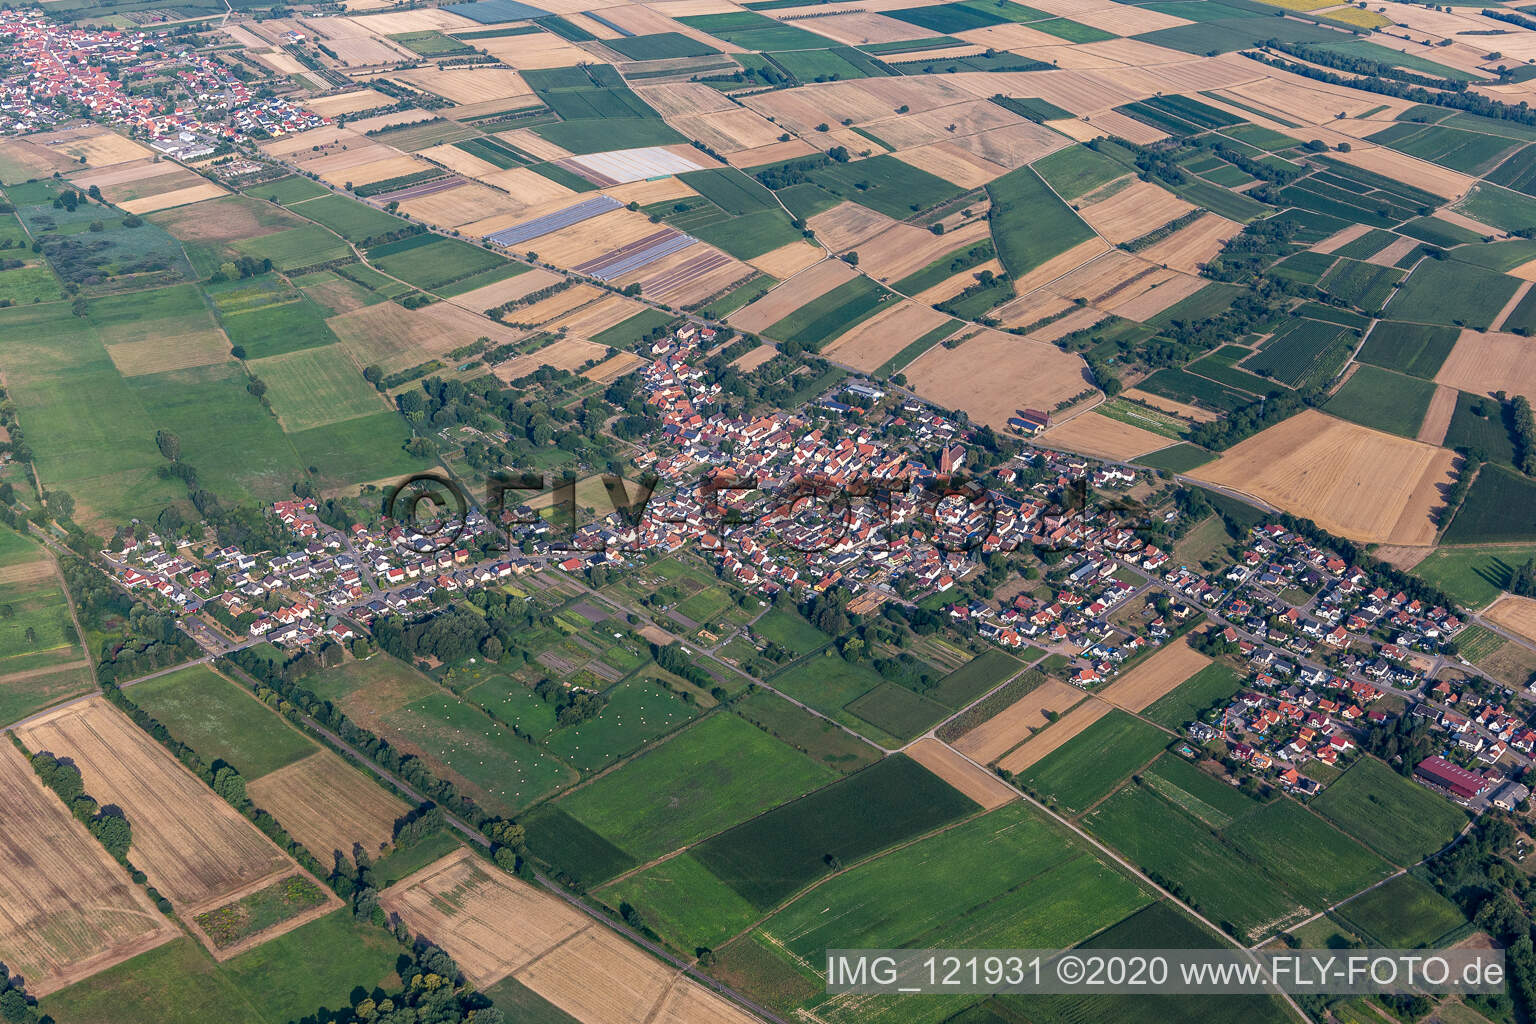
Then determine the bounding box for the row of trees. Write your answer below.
[26,749,133,863]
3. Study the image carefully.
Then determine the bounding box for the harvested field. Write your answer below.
[807,201,900,252]
[390,67,533,105]
[626,246,752,306]
[823,300,955,372]
[418,142,502,179]
[247,750,409,865]
[1078,179,1195,246]
[583,352,648,382]
[791,10,936,44]
[1013,236,1111,292]
[1122,387,1218,423]
[475,31,594,68]
[307,89,392,116]
[728,258,858,332]
[494,337,609,380]
[1040,409,1174,459]
[383,847,757,1024]
[633,82,735,119]
[1483,595,1536,645]
[521,208,663,270]
[1109,271,1208,321]
[904,738,1017,810]
[1332,144,1475,202]
[377,848,587,985]
[313,152,429,188]
[895,142,1011,188]
[1097,640,1209,713]
[749,242,823,279]
[550,294,649,337]
[15,699,305,924]
[954,679,1086,764]
[330,300,523,372]
[67,158,173,191]
[1078,108,1168,145]
[449,267,564,311]
[1312,223,1374,255]
[493,129,573,163]
[512,283,608,326]
[98,168,203,204]
[349,110,434,134]
[1435,329,1536,405]
[33,126,153,167]
[950,121,1074,172]
[904,327,1091,431]
[148,195,297,244]
[859,217,989,285]
[398,181,526,229]
[1189,409,1456,546]
[997,699,1110,774]
[0,138,77,180]
[1136,213,1244,273]
[1418,384,1459,446]
[106,331,233,377]
[0,742,178,997]
[296,16,412,63]
[724,138,820,168]
[730,343,777,371]
[117,182,226,215]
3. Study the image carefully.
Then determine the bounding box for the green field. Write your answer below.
[732,691,883,773]
[542,675,699,772]
[1143,663,1243,730]
[1222,798,1392,906]
[249,344,385,432]
[1244,318,1346,387]
[1311,756,1468,865]
[1355,320,1459,379]
[1388,258,1521,330]
[1017,709,1170,813]
[1413,543,1536,609]
[220,291,340,359]
[1323,364,1436,438]
[767,653,896,745]
[45,909,401,1024]
[987,165,1095,277]
[805,154,964,219]
[365,235,510,292]
[600,852,760,953]
[129,664,316,779]
[693,754,979,910]
[763,275,893,350]
[844,680,949,741]
[1086,782,1306,942]
[1332,873,1466,948]
[752,608,832,655]
[1444,463,1536,544]
[557,712,837,863]
[928,649,1024,708]
[989,901,1295,1024]
[288,194,408,243]
[232,225,350,272]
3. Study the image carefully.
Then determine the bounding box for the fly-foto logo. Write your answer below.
[386,470,1161,556]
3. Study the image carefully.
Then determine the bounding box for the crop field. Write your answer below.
[732,691,883,773]
[1224,799,1393,907]
[0,741,179,995]
[383,847,760,1024]
[1388,259,1522,330]
[1332,873,1467,948]
[954,679,1084,765]
[987,165,1094,278]
[1435,328,1536,407]
[556,713,836,864]
[599,852,759,954]
[1314,752,1468,865]
[1189,410,1455,547]
[1443,463,1536,544]
[692,754,980,910]
[16,698,304,928]
[1085,783,1308,942]
[1356,320,1459,379]
[1096,642,1211,714]
[1323,364,1437,439]
[246,750,410,865]
[1016,709,1170,813]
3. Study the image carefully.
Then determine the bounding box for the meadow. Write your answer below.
[1322,364,1436,439]
[128,665,316,779]
[541,675,699,772]
[1142,663,1242,730]
[1330,873,1466,948]
[987,165,1094,277]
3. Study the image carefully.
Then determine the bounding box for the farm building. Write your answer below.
[1414,756,1489,801]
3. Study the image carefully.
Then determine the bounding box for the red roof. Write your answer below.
[1414,756,1487,800]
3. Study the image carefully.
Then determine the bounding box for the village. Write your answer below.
[0,9,325,143]
[91,322,1536,828]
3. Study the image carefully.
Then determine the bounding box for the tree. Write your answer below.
[155,429,181,462]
